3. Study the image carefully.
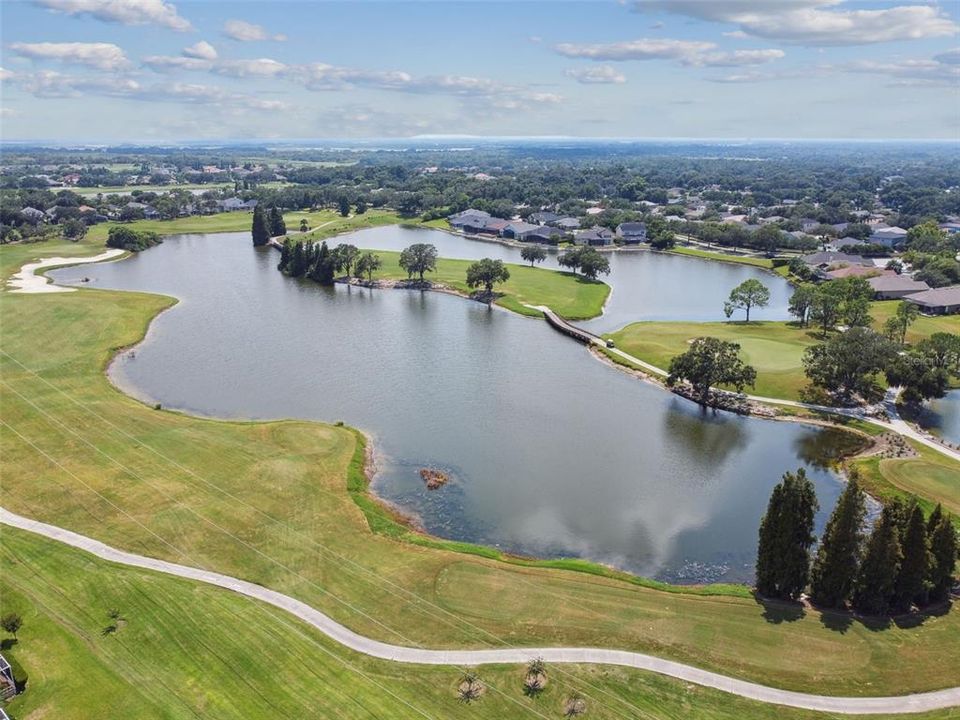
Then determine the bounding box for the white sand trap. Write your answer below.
[7,248,125,294]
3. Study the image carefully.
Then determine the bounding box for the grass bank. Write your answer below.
[83,208,404,244]
[2,238,960,705]
[359,250,610,320]
[9,529,953,720]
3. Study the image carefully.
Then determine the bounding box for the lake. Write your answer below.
[916,389,960,447]
[51,230,854,583]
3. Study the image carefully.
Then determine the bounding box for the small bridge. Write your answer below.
[539,307,607,347]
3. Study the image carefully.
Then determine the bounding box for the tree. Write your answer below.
[886,353,950,405]
[251,205,270,246]
[466,258,510,295]
[927,506,958,602]
[916,333,960,376]
[666,337,757,406]
[884,301,920,346]
[810,476,866,608]
[788,284,817,327]
[520,245,547,267]
[1,613,21,639]
[398,243,438,281]
[802,327,896,402]
[307,241,335,285]
[106,226,161,252]
[457,672,484,703]
[809,282,845,336]
[646,216,675,249]
[62,217,87,242]
[355,252,382,280]
[558,247,583,274]
[577,248,611,280]
[268,206,286,237]
[299,218,309,233]
[893,503,931,611]
[755,468,819,601]
[355,199,367,215]
[853,506,902,616]
[727,279,770,322]
[333,244,359,276]
[338,196,350,217]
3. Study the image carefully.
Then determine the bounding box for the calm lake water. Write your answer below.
[322,226,795,333]
[916,390,960,446]
[52,230,852,583]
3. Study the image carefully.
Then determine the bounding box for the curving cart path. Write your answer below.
[3,507,958,715]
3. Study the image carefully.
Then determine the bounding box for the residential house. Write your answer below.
[574,226,615,246]
[799,218,821,233]
[552,217,581,232]
[616,222,647,244]
[478,218,510,236]
[869,225,908,248]
[501,221,541,241]
[938,221,960,235]
[867,275,930,300]
[0,653,15,700]
[800,251,872,269]
[448,209,491,230]
[904,285,960,315]
[525,227,562,244]
[529,211,561,225]
[824,265,891,280]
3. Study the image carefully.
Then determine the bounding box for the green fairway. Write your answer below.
[852,442,960,519]
[9,530,955,720]
[606,320,820,400]
[365,250,610,320]
[83,209,404,244]
[2,236,960,710]
[870,300,960,344]
[74,182,234,196]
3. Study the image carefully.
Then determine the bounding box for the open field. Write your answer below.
[73,182,234,196]
[1,236,959,705]
[668,245,779,270]
[82,209,403,244]
[9,530,957,720]
[364,250,610,319]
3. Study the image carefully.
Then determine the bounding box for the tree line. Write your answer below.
[756,469,957,615]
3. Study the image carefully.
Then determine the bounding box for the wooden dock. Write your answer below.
[541,308,605,346]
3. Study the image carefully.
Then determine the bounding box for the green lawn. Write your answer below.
[852,442,960,519]
[606,320,820,400]
[10,530,955,720]
[2,237,960,712]
[667,245,777,270]
[82,209,403,244]
[367,250,610,320]
[607,306,959,402]
[74,182,234,196]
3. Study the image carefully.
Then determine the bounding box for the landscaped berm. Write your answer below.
[2,236,960,719]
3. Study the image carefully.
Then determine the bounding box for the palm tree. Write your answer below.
[523,657,547,696]
[564,691,587,717]
[457,672,484,703]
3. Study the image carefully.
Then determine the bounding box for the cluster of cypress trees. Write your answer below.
[277,239,336,284]
[757,469,957,616]
[251,205,287,246]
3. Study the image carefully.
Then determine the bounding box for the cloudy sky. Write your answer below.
[0,0,958,141]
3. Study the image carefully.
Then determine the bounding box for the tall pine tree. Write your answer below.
[810,476,866,608]
[853,506,902,616]
[894,503,931,611]
[268,206,286,237]
[927,506,957,602]
[251,205,270,246]
[756,469,818,600]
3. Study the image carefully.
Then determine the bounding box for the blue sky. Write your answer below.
[1,0,958,141]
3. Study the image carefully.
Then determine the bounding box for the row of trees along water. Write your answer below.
[756,469,957,616]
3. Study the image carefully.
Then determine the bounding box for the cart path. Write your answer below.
[3,507,958,715]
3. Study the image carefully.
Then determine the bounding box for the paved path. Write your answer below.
[6,249,126,294]
[3,507,958,715]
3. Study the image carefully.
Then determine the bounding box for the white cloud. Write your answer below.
[633,1,959,46]
[0,67,15,81]
[142,55,212,72]
[554,38,783,67]
[0,108,16,117]
[934,48,960,65]
[10,42,131,71]
[35,0,192,32]
[835,57,960,87]
[565,65,627,84]
[223,19,287,42]
[17,69,141,97]
[213,58,288,78]
[183,41,217,60]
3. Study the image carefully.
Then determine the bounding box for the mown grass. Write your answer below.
[607,307,959,402]
[851,442,960,519]
[74,182,234,196]
[364,250,610,320]
[2,237,960,707]
[82,209,404,244]
[10,530,957,720]
[667,245,776,269]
